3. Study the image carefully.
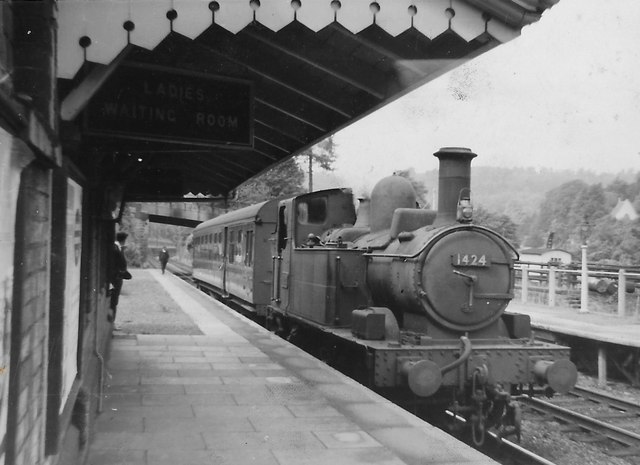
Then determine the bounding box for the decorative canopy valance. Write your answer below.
[57,0,558,200]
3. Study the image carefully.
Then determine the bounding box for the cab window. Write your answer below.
[297,197,327,224]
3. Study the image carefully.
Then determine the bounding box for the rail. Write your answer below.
[519,392,640,457]
[515,261,640,317]
[570,385,640,417]
[445,409,559,465]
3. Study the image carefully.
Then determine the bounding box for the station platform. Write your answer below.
[87,270,497,465]
[507,302,640,348]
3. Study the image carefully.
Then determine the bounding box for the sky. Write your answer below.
[329,0,640,194]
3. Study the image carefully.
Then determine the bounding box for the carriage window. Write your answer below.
[237,235,243,264]
[226,231,232,262]
[245,230,254,266]
[211,232,217,259]
[297,197,327,224]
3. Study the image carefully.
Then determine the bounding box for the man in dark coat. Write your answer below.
[108,231,130,322]
[159,247,169,274]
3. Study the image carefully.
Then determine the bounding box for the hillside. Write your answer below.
[314,166,636,226]
[418,167,636,225]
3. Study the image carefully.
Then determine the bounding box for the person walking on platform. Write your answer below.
[159,247,170,274]
[108,231,131,322]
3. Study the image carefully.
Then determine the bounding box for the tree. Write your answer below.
[473,206,520,249]
[231,157,305,208]
[606,178,632,201]
[519,175,640,264]
[587,218,640,265]
[297,136,337,192]
[524,180,608,251]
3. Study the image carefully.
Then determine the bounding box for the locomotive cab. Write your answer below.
[270,188,370,328]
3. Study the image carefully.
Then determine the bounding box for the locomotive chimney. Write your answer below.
[434,147,477,224]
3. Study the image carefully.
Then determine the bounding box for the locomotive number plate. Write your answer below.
[452,254,490,267]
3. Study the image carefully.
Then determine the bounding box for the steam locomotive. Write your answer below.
[192,147,577,443]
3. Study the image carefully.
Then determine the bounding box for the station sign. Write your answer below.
[84,63,253,147]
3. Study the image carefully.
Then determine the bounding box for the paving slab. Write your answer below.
[86,270,498,465]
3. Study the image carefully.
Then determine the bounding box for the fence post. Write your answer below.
[598,346,607,388]
[521,267,529,304]
[548,267,556,307]
[618,268,626,317]
[580,245,589,313]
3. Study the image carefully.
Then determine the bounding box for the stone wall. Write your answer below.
[7,162,52,465]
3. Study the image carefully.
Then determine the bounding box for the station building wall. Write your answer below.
[1,2,115,465]
[9,162,52,465]
[1,135,115,465]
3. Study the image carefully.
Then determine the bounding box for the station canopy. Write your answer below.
[58,0,558,201]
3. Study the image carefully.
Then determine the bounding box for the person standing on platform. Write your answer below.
[108,231,131,322]
[159,247,170,274]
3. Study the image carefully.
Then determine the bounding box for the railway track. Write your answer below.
[520,386,640,460]
[566,385,640,417]
[450,385,640,465]
[445,409,560,465]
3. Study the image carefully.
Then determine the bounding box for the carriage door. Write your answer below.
[222,227,228,297]
[273,203,291,310]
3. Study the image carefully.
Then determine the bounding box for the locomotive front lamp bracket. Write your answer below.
[456,188,473,223]
[453,269,476,310]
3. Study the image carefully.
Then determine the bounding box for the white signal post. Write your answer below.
[580,244,589,313]
[579,218,590,314]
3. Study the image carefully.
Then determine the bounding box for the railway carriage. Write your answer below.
[191,147,578,443]
[192,199,278,314]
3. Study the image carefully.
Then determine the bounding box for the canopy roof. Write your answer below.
[58,0,558,201]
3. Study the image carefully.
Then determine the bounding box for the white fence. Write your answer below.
[515,262,640,317]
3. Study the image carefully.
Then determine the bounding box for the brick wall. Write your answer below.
[7,162,51,465]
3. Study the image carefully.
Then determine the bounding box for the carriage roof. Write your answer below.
[193,199,279,232]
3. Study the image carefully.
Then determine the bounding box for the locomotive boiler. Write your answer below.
[192,147,578,443]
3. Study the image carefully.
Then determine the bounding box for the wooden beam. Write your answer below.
[60,45,133,121]
[255,98,327,132]
[253,136,291,155]
[242,28,385,100]
[254,119,306,145]
[146,214,202,228]
[252,146,280,161]
[197,40,353,118]
[328,23,426,77]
